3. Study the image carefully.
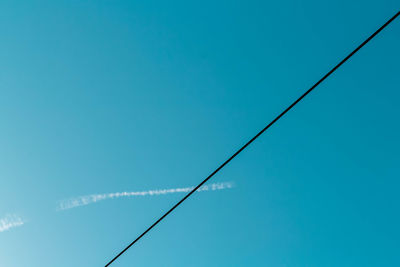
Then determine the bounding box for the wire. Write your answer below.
[105,11,400,266]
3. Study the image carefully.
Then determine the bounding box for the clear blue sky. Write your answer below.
[0,1,399,266]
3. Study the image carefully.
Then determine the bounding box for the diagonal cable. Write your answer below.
[105,11,400,266]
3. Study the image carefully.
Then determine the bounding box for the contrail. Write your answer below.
[57,181,234,211]
[0,214,24,233]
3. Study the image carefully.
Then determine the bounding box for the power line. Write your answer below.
[105,11,400,266]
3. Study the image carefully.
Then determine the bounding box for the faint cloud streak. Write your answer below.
[0,214,24,233]
[57,181,234,211]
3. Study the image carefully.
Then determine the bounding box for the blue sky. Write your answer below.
[0,1,399,266]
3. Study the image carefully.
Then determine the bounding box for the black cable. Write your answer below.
[105,11,400,266]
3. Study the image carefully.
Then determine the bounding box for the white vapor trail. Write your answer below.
[57,181,234,211]
[0,214,24,233]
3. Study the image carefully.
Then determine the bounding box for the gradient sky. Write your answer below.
[1,1,399,266]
